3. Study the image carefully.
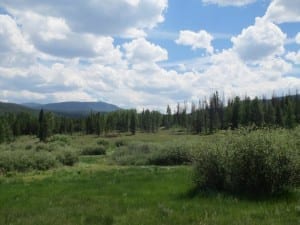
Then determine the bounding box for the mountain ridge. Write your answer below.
[22,101,120,111]
[0,102,36,114]
[1,101,120,117]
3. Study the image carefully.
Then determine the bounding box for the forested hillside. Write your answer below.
[0,102,36,114]
[23,101,120,117]
[0,93,299,143]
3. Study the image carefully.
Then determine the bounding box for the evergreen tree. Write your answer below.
[38,109,53,142]
[166,105,172,129]
[241,96,251,126]
[224,99,233,129]
[275,104,284,127]
[250,97,264,127]
[264,102,275,126]
[231,96,240,129]
[38,109,47,142]
[285,99,296,129]
[96,112,101,136]
[295,90,300,123]
[0,117,13,143]
[130,110,137,135]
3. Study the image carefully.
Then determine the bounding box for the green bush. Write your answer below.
[55,149,79,166]
[25,144,32,150]
[32,152,57,170]
[112,142,159,165]
[97,139,110,147]
[81,146,106,156]
[228,133,298,194]
[112,141,192,166]
[149,143,192,165]
[193,130,300,195]
[0,150,57,173]
[49,135,71,144]
[115,139,127,147]
[35,143,48,152]
[193,145,227,191]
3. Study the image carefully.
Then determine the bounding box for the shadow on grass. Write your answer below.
[180,185,299,203]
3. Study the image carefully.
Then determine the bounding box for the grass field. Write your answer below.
[0,130,299,225]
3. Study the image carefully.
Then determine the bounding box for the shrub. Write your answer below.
[112,142,159,165]
[97,139,110,147]
[112,141,192,166]
[49,135,70,144]
[55,149,79,166]
[25,144,32,150]
[0,150,57,173]
[81,146,106,156]
[35,144,48,152]
[32,152,57,170]
[149,143,192,165]
[193,130,299,195]
[115,139,127,147]
[228,133,298,194]
[193,145,227,191]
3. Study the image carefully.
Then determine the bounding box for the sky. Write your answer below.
[0,0,300,110]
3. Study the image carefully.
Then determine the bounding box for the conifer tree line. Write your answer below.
[0,92,299,143]
[162,92,300,133]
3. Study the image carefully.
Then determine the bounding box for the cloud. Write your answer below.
[296,33,300,44]
[0,90,46,103]
[3,0,167,37]
[123,38,168,64]
[4,11,122,61]
[0,14,35,67]
[176,30,214,54]
[286,51,300,64]
[232,18,286,61]
[202,0,256,7]
[0,0,300,111]
[264,0,300,23]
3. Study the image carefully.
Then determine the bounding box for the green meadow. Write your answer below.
[0,129,299,225]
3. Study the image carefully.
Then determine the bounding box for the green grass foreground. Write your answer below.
[0,164,299,225]
[0,130,299,225]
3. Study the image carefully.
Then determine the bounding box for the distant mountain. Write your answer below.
[22,103,42,109]
[0,102,36,114]
[22,101,120,117]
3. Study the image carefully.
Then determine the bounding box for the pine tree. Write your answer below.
[250,97,264,127]
[166,105,172,129]
[38,109,53,142]
[38,109,47,142]
[231,96,240,129]
[295,90,300,123]
[285,99,296,129]
[264,102,275,126]
[241,96,251,126]
[275,104,284,127]
[130,110,137,135]
[96,112,101,136]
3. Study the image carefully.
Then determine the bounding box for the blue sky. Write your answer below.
[0,0,299,110]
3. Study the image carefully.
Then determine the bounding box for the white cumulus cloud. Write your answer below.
[264,0,300,24]
[123,38,168,64]
[202,0,256,7]
[296,33,300,44]
[232,18,286,61]
[0,14,36,67]
[176,30,214,54]
[3,0,167,37]
[286,51,300,64]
